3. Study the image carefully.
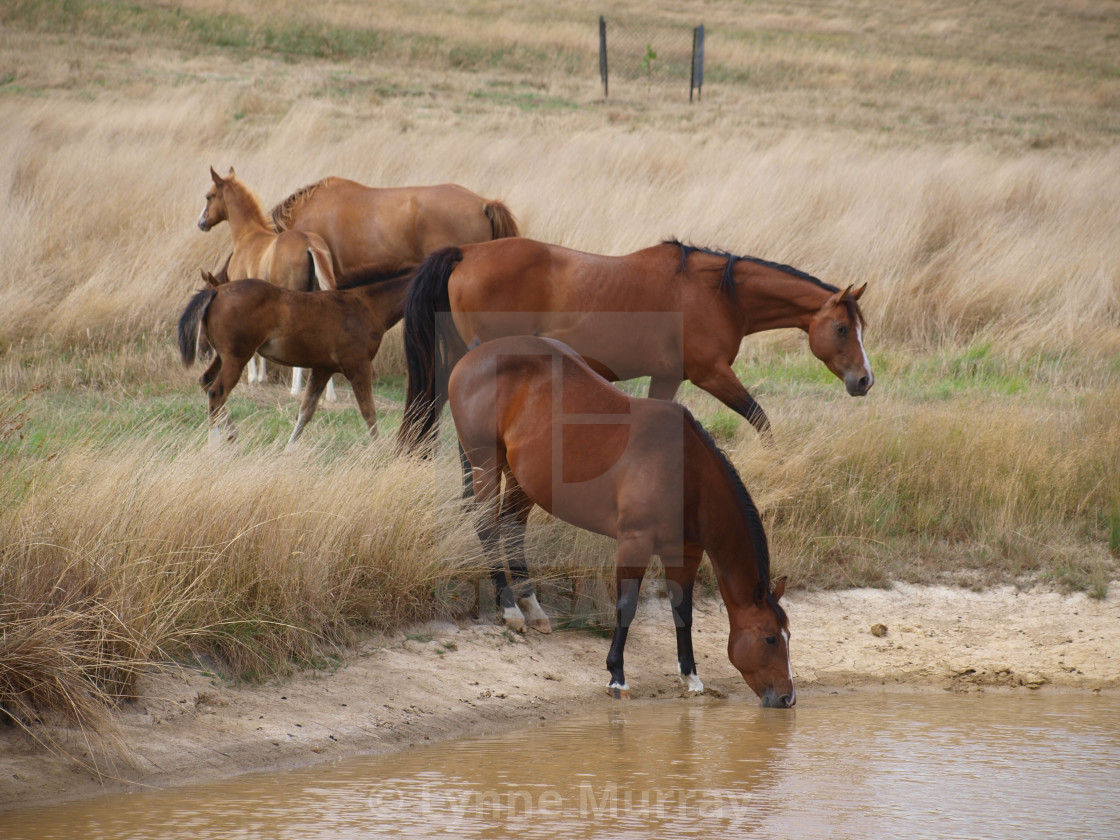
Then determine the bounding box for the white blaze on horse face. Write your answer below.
[855,322,873,390]
[781,628,795,703]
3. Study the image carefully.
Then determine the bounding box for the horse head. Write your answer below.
[197,166,236,232]
[726,577,795,708]
[807,284,873,396]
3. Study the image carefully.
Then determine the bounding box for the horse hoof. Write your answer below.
[504,616,527,634]
[606,685,630,700]
[531,618,552,634]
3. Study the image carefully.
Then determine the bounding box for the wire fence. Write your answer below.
[598,15,704,101]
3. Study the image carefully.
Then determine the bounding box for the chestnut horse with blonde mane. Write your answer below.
[449,335,795,707]
[268,176,520,275]
[400,237,872,450]
[198,166,338,395]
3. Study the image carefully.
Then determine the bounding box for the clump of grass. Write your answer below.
[0,435,486,751]
[732,386,1120,591]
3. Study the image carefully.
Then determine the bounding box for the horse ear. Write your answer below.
[825,285,852,308]
[210,166,223,185]
[848,283,867,301]
[227,166,236,179]
[772,576,788,601]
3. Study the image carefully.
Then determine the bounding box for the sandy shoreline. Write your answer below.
[2,582,1117,812]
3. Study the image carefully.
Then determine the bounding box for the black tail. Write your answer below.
[178,288,217,367]
[398,247,465,452]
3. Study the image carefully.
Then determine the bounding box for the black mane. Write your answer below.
[666,239,842,300]
[685,411,789,628]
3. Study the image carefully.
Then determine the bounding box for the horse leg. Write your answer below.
[501,478,550,634]
[247,354,267,385]
[205,356,246,446]
[346,362,378,439]
[664,547,705,694]
[199,356,222,391]
[458,444,475,501]
[689,362,772,441]
[469,457,525,632]
[285,368,332,450]
[605,533,654,699]
[647,375,681,402]
[293,367,336,401]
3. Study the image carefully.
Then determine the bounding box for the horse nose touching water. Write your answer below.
[448,335,795,708]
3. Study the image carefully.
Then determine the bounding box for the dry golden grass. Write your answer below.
[1,0,1118,748]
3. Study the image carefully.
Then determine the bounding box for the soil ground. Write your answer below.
[2,583,1117,812]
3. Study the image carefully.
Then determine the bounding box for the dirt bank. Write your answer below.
[2,583,1117,811]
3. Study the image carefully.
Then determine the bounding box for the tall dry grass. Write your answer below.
[1,0,1118,750]
[2,97,1118,364]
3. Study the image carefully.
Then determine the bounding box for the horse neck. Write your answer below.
[354,272,413,329]
[222,183,272,238]
[733,262,833,335]
[689,430,765,607]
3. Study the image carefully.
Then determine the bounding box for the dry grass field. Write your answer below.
[1,0,1118,746]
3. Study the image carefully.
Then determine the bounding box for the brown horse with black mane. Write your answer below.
[399,237,872,451]
[178,263,413,449]
[269,176,520,275]
[449,335,794,707]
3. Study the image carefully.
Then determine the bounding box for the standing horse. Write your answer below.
[449,335,794,707]
[198,166,338,395]
[268,176,520,275]
[178,263,413,449]
[399,238,872,451]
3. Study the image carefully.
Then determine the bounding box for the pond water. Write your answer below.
[2,691,1118,839]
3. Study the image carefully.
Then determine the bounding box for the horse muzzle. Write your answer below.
[198,217,211,232]
[761,688,796,708]
[845,371,873,396]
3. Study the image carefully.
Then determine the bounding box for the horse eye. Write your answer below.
[764,635,778,646]
[836,324,849,338]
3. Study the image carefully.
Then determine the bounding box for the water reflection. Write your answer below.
[2,693,1118,840]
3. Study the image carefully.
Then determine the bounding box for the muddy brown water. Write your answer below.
[2,692,1118,839]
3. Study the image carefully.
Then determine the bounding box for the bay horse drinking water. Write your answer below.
[399,237,871,451]
[178,263,413,449]
[268,176,520,275]
[449,335,794,707]
[198,166,338,395]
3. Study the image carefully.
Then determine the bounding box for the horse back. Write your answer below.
[448,239,688,380]
[277,180,500,271]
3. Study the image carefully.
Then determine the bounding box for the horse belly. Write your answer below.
[545,316,685,382]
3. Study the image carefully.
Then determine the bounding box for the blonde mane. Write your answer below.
[269,177,339,232]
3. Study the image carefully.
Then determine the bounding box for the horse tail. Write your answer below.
[399,246,464,452]
[308,241,337,290]
[483,200,520,240]
[178,288,217,367]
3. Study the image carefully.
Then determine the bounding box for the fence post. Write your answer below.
[599,16,609,97]
[690,24,704,102]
